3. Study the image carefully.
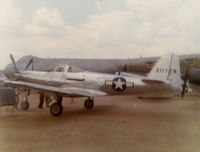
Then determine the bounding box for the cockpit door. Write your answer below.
[50,66,66,81]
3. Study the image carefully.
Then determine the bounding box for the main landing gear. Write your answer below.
[84,97,94,110]
[49,97,94,116]
[50,97,63,116]
[19,95,95,117]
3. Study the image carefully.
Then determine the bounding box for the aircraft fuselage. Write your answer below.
[11,70,180,98]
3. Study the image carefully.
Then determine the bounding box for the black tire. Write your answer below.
[50,103,63,116]
[21,101,30,110]
[84,99,94,110]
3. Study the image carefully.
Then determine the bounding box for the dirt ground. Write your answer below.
[0,95,200,152]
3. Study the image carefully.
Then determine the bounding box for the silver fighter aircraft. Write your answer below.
[4,52,182,116]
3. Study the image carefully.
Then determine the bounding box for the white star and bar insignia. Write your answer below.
[112,77,126,92]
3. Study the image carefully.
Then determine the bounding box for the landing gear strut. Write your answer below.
[84,97,94,110]
[50,97,63,116]
[19,89,30,111]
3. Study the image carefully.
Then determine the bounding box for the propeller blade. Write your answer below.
[24,58,33,70]
[181,80,187,98]
[181,65,190,98]
[10,54,20,73]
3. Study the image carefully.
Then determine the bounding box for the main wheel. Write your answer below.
[84,99,94,110]
[21,101,30,110]
[50,103,63,116]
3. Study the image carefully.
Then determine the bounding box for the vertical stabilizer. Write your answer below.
[147,52,181,88]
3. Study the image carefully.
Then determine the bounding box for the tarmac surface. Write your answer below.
[0,95,200,152]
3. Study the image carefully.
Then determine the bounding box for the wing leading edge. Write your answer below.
[4,80,107,97]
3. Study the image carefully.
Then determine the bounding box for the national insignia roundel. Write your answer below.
[112,77,126,92]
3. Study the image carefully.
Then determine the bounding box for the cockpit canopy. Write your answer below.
[53,65,85,73]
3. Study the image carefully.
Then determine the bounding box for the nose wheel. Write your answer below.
[21,96,29,110]
[21,101,30,110]
[84,98,94,110]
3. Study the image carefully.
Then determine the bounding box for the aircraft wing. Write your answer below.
[4,80,107,97]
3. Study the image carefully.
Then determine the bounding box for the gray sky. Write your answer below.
[0,0,200,69]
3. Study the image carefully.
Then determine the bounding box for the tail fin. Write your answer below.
[10,54,20,73]
[147,52,181,88]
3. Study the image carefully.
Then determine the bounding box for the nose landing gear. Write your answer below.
[21,100,30,110]
[20,95,30,110]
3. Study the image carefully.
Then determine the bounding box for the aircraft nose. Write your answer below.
[3,63,15,79]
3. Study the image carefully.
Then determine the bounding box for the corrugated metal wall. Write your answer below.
[0,88,17,106]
